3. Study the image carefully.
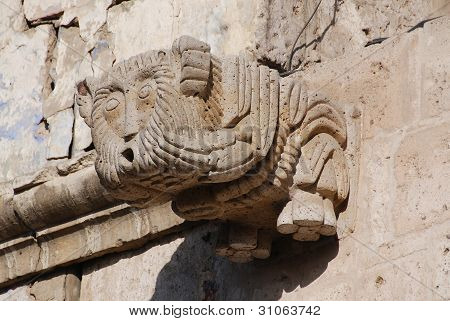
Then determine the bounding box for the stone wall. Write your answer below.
[0,0,449,300]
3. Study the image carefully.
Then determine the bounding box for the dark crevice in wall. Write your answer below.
[257,58,286,75]
[26,12,64,28]
[83,142,95,153]
[407,16,442,32]
[365,15,442,47]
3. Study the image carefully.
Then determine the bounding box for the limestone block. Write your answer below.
[107,0,259,62]
[0,269,81,301]
[0,284,32,301]
[12,166,113,232]
[30,272,67,301]
[0,0,27,34]
[23,0,91,22]
[393,123,450,236]
[80,224,216,300]
[46,108,74,159]
[60,0,113,43]
[43,26,93,118]
[0,25,54,181]
[255,0,450,69]
[0,182,27,240]
[0,202,184,288]
[72,102,92,155]
[420,18,450,119]
[90,40,116,79]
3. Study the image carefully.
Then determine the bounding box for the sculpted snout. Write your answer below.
[123,100,140,141]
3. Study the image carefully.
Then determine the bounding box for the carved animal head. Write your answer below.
[76,36,353,261]
[76,37,237,206]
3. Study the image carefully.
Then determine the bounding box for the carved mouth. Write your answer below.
[121,148,134,163]
[119,147,135,172]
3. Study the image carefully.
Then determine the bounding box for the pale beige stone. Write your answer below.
[393,123,450,236]
[46,108,74,159]
[0,202,184,288]
[60,0,113,43]
[107,0,259,62]
[72,102,92,155]
[255,0,450,70]
[23,0,91,21]
[80,224,216,300]
[75,36,352,261]
[0,25,55,182]
[0,0,449,301]
[43,26,93,118]
[0,0,27,34]
[0,269,81,301]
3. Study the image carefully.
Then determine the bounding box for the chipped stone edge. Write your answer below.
[0,201,186,290]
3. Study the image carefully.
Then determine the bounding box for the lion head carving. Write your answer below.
[76,36,352,262]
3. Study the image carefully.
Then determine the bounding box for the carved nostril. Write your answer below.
[121,148,134,163]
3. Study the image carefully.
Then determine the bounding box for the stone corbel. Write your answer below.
[73,36,356,262]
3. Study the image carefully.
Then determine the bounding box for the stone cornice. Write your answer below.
[0,152,118,242]
[0,200,185,289]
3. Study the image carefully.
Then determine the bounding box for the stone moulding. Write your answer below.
[0,202,184,289]
[0,152,118,242]
[74,36,355,262]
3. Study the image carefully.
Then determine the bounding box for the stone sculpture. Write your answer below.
[76,36,350,262]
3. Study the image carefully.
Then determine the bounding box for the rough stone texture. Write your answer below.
[74,35,353,259]
[23,0,93,22]
[0,0,27,34]
[60,0,113,44]
[43,26,93,118]
[255,0,450,70]
[107,0,260,62]
[0,269,80,301]
[0,202,184,288]
[79,16,450,301]
[0,0,449,301]
[72,102,92,155]
[0,24,55,181]
[46,108,74,159]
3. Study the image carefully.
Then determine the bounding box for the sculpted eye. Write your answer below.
[105,98,119,111]
[138,84,152,99]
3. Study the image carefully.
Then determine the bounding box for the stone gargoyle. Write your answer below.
[75,36,350,262]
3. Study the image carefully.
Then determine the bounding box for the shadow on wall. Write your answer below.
[151,222,339,301]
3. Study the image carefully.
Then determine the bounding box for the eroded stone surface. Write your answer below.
[0,202,184,288]
[0,269,81,301]
[43,26,93,118]
[60,0,113,43]
[75,36,353,261]
[0,0,449,301]
[0,25,55,181]
[255,0,450,70]
[106,0,259,62]
[46,108,74,159]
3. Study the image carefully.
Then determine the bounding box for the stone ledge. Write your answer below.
[0,201,185,289]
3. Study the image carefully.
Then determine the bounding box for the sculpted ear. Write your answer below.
[75,78,95,128]
[172,36,211,97]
